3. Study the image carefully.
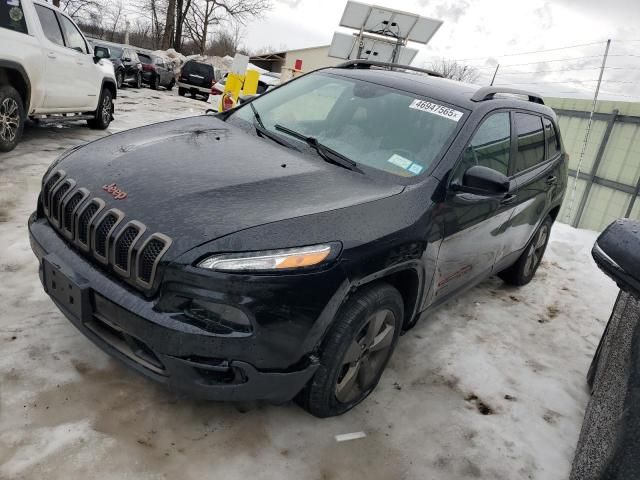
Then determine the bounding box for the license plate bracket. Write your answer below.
[43,255,90,320]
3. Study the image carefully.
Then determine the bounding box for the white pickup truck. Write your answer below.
[0,0,117,152]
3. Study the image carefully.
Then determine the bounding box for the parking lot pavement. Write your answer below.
[0,87,619,480]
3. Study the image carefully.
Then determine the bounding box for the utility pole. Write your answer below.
[490,64,500,86]
[565,39,611,225]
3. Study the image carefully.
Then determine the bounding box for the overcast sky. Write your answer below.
[239,0,640,101]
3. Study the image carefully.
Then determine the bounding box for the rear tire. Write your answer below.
[499,215,553,286]
[0,85,24,152]
[178,87,186,96]
[299,282,403,417]
[167,79,175,91]
[116,70,124,89]
[150,75,159,90]
[87,88,113,130]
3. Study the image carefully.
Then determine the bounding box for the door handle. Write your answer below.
[47,52,56,59]
[500,193,517,205]
[545,175,558,185]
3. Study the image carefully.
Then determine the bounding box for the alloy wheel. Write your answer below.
[101,95,112,124]
[0,97,20,143]
[335,309,396,403]
[524,224,549,277]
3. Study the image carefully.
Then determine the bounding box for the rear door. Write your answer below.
[432,111,517,301]
[35,3,90,110]
[502,112,561,259]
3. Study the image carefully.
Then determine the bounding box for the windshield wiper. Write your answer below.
[274,124,363,174]
[248,103,298,150]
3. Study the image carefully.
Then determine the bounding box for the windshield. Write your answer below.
[184,62,214,77]
[228,72,465,178]
[106,46,122,59]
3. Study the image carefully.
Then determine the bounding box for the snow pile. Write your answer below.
[0,87,619,479]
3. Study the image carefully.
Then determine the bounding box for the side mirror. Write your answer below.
[93,45,110,61]
[459,165,510,194]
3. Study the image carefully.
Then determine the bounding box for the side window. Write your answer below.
[543,118,560,159]
[0,0,28,34]
[514,112,545,173]
[453,112,511,184]
[57,13,87,53]
[35,4,64,46]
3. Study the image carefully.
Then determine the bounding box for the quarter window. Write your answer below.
[35,4,64,46]
[0,0,28,34]
[543,118,560,159]
[57,13,87,53]
[453,112,511,184]
[514,112,545,173]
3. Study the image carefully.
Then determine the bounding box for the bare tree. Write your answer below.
[105,0,125,42]
[161,0,176,49]
[429,58,480,83]
[184,0,270,54]
[58,0,99,19]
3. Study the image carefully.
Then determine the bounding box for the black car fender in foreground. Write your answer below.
[570,219,640,479]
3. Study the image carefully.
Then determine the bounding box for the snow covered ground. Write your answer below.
[0,87,619,480]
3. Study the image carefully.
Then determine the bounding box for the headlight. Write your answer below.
[197,244,337,272]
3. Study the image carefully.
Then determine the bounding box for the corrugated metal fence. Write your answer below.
[545,97,640,231]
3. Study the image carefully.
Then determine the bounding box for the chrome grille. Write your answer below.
[41,170,172,292]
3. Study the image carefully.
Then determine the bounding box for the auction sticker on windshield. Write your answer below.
[409,99,463,122]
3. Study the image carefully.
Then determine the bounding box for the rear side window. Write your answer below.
[35,4,64,46]
[514,112,545,173]
[57,13,87,53]
[0,0,28,34]
[453,112,511,184]
[138,53,152,64]
[543,118,560,159]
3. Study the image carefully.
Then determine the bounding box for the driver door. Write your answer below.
[432,111,517,301]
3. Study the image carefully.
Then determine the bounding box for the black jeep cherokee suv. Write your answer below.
[28,61,567,417]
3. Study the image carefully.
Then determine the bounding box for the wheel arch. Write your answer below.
[0,61,31,114]
[349,262,425,331]
[102,78,117,100]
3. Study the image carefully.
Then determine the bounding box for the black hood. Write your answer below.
[55,115,404,258]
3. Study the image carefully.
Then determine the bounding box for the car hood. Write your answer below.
[55,115,404,257]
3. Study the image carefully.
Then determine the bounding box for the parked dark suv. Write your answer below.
[177,59,217,99]
[28,61,567,417]
[92,42,142,89]
[137,52,175,90]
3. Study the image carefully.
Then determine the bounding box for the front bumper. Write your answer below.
[28,214,335,403]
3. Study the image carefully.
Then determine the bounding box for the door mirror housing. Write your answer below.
[458,165,510,194]
[93,45,110,61]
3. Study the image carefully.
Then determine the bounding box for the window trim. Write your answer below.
[35,3,65,48]
[55,10,89,54]
[543,116,561,161]
[511,110,548,177]
[448,108,513,187]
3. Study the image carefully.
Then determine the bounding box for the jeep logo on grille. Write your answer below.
[102,183,128,200]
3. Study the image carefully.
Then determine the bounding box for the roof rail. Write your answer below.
[336,60,444,78]
[471,86,545,105]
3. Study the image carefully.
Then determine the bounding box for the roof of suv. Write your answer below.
[324,64,554,116]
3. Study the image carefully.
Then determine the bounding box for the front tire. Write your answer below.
[300,283,403,417]
[178,87,186,96]
[87,88,113,130]
[167,79,175,91]
[499,215,553,286]
[150,75,160,90]
[0,85,24,152]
